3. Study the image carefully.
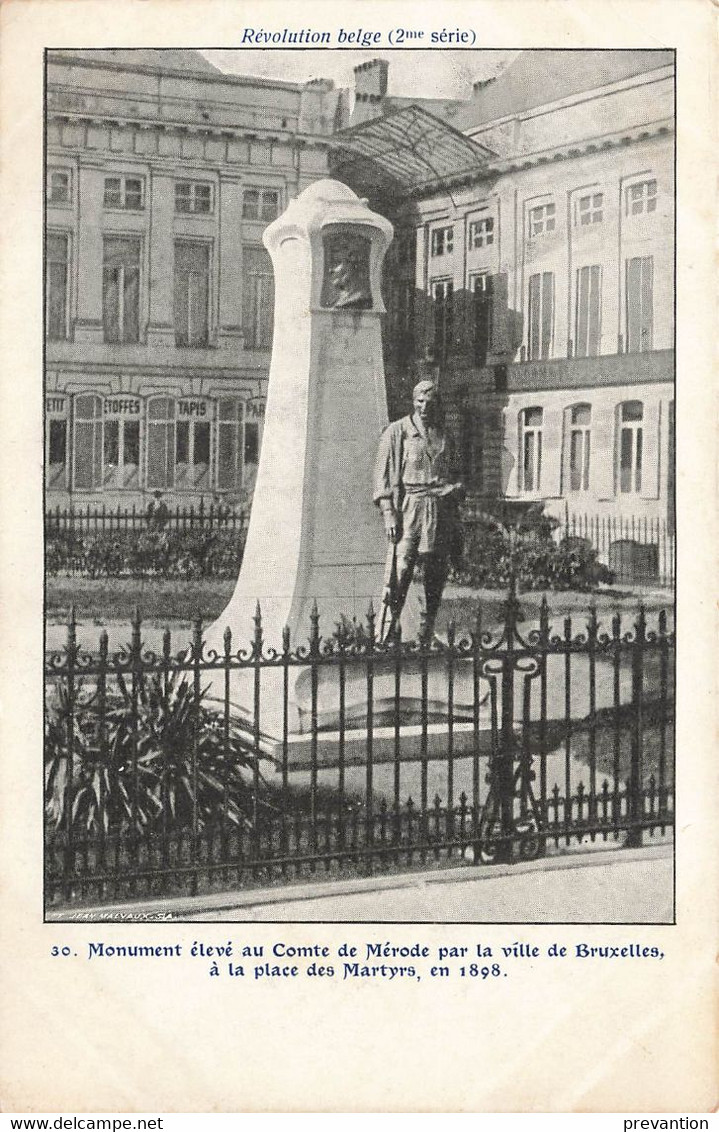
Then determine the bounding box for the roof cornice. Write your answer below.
[412,118,674,199]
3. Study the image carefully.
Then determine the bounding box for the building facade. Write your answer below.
[333,51,675,545]
[45,49,345,509]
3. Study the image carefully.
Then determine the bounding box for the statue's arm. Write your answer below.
[373,424,401,542]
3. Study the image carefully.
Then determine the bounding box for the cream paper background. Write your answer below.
[0,0,716,1113]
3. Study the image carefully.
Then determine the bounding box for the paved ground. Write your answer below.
[49,843,673,924]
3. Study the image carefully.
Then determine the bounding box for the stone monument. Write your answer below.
[204,181,480,760]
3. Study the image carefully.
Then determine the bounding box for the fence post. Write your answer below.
[625,605,646,848]
[365,601,376,876]
[62,607,77,902]
[496,580,519,863]
[191,615,203,894]
[252,602,263,870]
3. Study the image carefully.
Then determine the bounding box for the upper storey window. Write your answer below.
[468,217,494,249]
[575,193,603,226]
[430,226,453,257]
[104,176,144,211]
[175,181,213,214]
[529,203,555,236]
[47,169,71,205]
[243,188,280,222]
[625,179,657,216]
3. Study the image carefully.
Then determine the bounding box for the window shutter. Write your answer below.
[592,404,616,499]
[540,406,562,497]
[640,399,661,499]
[528,274,540,359]
[502,408,520,495]
[490,272,508,354]
[640,256,654,351]
[541,273,554,358]
[453,286,472,358]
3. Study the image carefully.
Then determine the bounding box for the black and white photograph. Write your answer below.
[43,44,678,925]
[1,0,716,1117]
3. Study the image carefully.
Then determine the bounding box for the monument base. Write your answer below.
[262,721,492,771]
[206,651,490,754]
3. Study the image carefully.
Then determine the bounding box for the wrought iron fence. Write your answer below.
[45,501,247,534]
[460,497,675,590]
[44,587,674,910]
[563,512,675,589]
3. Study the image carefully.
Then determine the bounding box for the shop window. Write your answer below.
[73,394,103,491]
[103,237,140,344]
[430,279,453,363]
[575,265,601,358]
[618,401,643,494]
[468,217,494,249]
[174,241,210,347]
[529,203,556,236]
[430,226,453,257]
[575,193,603,226]
[625,179,657,216]
[528,272,554,360]
[102,398,141,490]
[217,398,243,491]
[567,404,591,492]
[242,246,274,349]
[520,407,543,493]
[175,181,213,214]
[146,397,176,490]
[46,233,69,341]
[103,175,144,210]
[46,416,68,490]
[625,256,653,353]
[472,273,493,367]
[242,188,280,222]
[176,407,211,489]
[47,169,71,205]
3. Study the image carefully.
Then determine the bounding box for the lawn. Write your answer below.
[46,576,674,629]
[46,577,236,625]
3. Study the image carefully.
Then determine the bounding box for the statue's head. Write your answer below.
[412,379,440,427]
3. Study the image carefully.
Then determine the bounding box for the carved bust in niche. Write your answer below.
[321,229,373,310]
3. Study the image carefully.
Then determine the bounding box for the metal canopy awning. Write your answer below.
[329,104,496,194]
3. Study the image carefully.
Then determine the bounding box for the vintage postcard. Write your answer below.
[0,0,716,1115]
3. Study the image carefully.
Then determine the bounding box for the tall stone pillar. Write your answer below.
[74,166,104,343]
[146,172,175,348]
[204,179,422,732]
[217,174,244,349]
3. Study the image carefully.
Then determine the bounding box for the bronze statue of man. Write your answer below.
[373,380,465,642]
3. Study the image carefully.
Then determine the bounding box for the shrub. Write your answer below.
[45,670,260,837]
[454,514,614,592]
[45,528,245,579]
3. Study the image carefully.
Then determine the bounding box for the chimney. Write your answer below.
[472,76,497,95]
[351,59,389,125]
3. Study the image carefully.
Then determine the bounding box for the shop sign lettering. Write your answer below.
[103,397,141,416]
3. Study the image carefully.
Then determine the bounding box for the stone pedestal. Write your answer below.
[204,180,422,735]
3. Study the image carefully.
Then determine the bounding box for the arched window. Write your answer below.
[176,399,211,489]
[567,403,591,492]
[520,406,543,493]
[103,396,141,489]
[618,401,644,493]
[73,394,103,491]
[625,257,653,353]
[527,273,554,360]
[46,395,69,490]
[146,397,176,490]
